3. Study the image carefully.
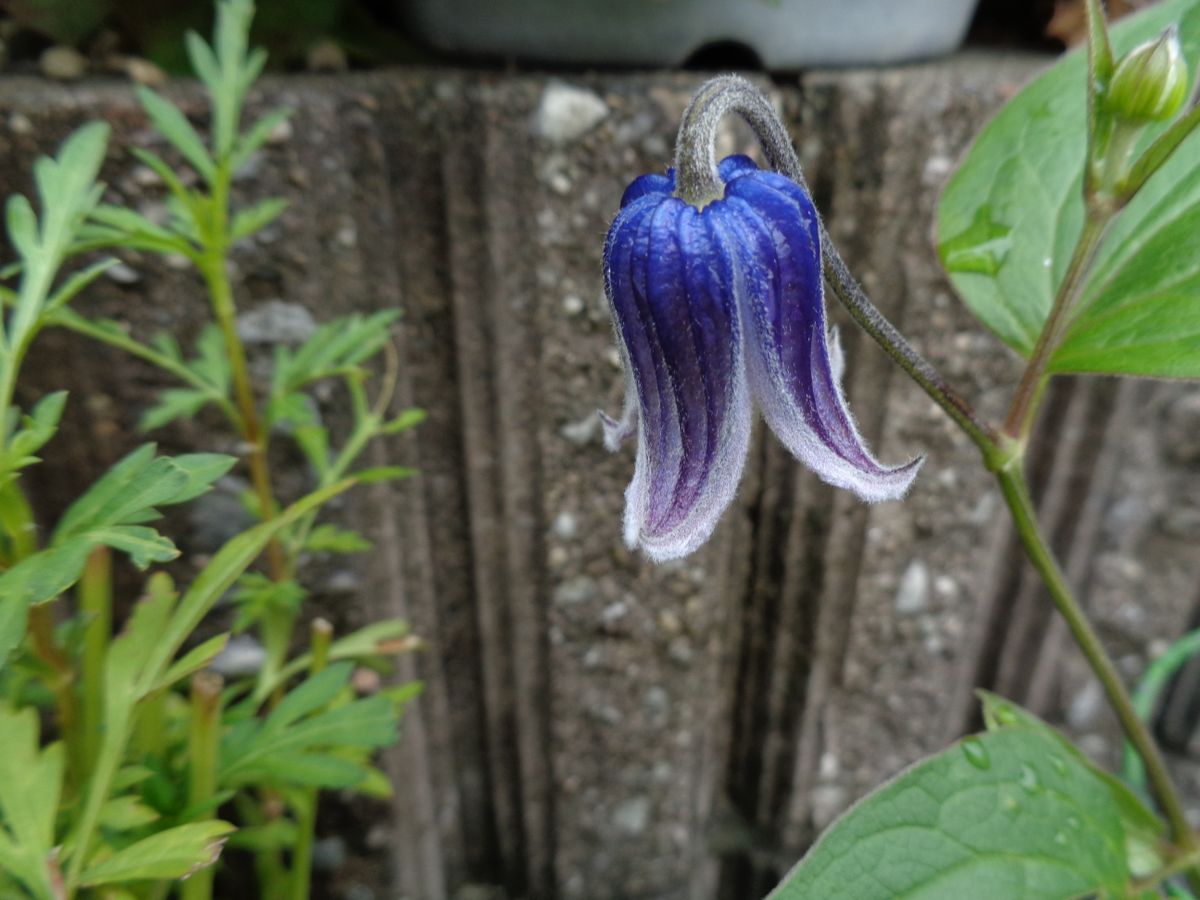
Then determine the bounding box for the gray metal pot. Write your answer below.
[402,0,982,68]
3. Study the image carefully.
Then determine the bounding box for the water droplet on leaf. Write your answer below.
[1018,764,1042,794]
[962,737,990,770]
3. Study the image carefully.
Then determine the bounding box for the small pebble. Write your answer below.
[40,46,86,81]
[307,40,348,72]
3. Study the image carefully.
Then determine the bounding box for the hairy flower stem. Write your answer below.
[997,465,1200,864]
[1002,210,1111,441]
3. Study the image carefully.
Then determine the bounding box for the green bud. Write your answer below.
[1108,26,1190,123]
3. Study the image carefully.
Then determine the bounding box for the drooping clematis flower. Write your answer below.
[601,153,921,561]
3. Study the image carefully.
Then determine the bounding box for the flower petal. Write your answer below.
[718,171,921,501]
[602,194,752,560]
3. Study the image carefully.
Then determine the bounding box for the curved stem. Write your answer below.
[674,75,1005,464]
[1002,210,1111,440]
[997,464,1199,860]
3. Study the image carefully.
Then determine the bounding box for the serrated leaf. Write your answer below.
[135,87,216,183]
[0,706,64,899]
[769,728,1134,900]
[270,311,400,398]
[938,0,1200,377]
[230,197,286,242]
[265,662,355,731]
[226,751,373,789]
[90,525,179,568]
[77,821,234,886]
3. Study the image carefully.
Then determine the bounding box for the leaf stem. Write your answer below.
[1002,211,1111,441]
[996,463,1200,865]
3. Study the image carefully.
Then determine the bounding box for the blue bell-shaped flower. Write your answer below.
[602,153,920,561]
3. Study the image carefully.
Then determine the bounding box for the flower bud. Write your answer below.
[1108,27,1190,123]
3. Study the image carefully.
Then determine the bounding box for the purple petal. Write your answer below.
[718,172,920,501]
[602,195,752,560]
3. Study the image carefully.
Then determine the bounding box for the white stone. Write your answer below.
[535,83,608,143]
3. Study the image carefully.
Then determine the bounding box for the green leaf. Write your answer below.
[938,0,1200,376]
[769,728,1136,900]
[354,465,416,484]
[98,795,161,831]
[77,821,234,886]
[0,539,93,638]
[304,523,372,554]
[230,107,292,173]
[89,525,178,568]
[0,390,69,483]
[45,258,121,311]
[135,87,216,183]
[977,691,1165,879]
[230,197,286,242]
[254,618,413,701]
[139,388,211,431]
[0,706,64,899]
[229,572,306,633]
[154,633,229,692]
[382,407,427,434]
[221,664,398,789]
[270,311,400,398]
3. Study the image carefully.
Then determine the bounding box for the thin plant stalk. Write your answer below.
[290,618,333,900]
[27,602,82,784]
[182,672,224,900]
[996,465,1200,863]
[78,547,112,783]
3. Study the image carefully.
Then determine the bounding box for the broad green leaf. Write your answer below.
[769,728,1134,900]
[0,707,64,899]
[77,821,234,886]
[978,691,1165,879]
[938,0,1200,376]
